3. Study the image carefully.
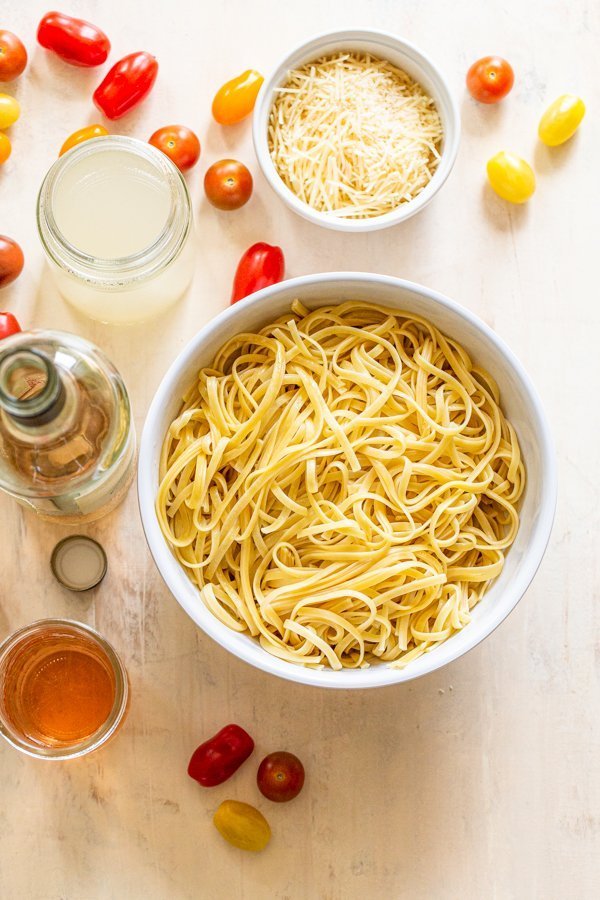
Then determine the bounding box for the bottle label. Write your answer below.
[8,429,136,522]
[18,372,48,400]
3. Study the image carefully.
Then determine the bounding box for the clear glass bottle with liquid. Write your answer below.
[0,330,135,523]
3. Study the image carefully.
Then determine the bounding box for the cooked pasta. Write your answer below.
[157,301,524,670]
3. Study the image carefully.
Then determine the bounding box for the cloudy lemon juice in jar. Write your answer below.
[37,136,194,324]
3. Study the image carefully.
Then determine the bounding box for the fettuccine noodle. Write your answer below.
[157,301,524,670]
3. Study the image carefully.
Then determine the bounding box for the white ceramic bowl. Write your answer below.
[138,274,556,689]
[252,29,460,232]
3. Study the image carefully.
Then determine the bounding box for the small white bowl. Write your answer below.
[253,29,460,233]
[138,274,557,690]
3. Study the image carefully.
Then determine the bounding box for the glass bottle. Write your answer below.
[0,329,135,523]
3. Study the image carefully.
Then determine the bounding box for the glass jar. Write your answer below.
[37,135,194,325]
[0,619,129,760]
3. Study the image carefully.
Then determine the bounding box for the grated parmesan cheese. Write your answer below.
[268,52,444,219]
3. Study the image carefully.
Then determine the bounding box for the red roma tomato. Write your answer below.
[188,724,254,787]
[204,159,253,211]
[94,52,158,120]
[149,125,201,172]
[59,123,108,156]
[0,235,24,288]
[0,30,28,81]
[212,70,264,125]
[231,242,285,304]
[0,132,11,164]
[257,751,305,802]
[0,312,21,338]
[37,12,110,67]
[467,56,514,104]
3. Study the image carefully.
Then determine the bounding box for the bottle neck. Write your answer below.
[0,349,67,428]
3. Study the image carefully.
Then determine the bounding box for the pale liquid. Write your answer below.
[53,149,172,258]
[51,149,194,324]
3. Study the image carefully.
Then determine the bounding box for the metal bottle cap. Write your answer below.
[50,535,108,591]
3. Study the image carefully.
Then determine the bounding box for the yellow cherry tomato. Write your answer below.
[59,123,109,157]
[212,70,264,125]
[213,800,271,852]
[0,93,19,129]
[486,152,535,204]
[538,94,585,146]
[0,132,11,164]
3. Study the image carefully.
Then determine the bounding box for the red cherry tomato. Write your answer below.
[467,56,514,104]
[257,751,305,802]
[0,235,24,289]
[0,30,28,81]
[0,312,21,339]
[231,242,285,304]
[37,12,110,67]
[149,125,201,172]
[204,159,253,211]
[188,724,254,787]
[94,52,158,120]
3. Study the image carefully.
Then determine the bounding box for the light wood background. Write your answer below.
[1,1,598,898]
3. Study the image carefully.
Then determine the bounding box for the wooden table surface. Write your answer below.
[1,1,598,898]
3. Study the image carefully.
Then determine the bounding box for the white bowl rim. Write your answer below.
[252,28,461,233]
[138,272,557,689]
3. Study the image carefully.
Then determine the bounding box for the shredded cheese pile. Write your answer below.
[268,52,444,219]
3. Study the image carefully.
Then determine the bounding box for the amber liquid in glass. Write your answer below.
[2,628,116,748]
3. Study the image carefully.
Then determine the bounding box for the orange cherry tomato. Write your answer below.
[0,30,28,81]
[212,70,264,125]
[467,56,514,104]
[59,123,108,156]
[149,125,201,172]
[204,159,253,210]
[0,132,11,164]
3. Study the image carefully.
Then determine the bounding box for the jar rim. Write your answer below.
[0,618,129,760]
[37,135,192,289]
